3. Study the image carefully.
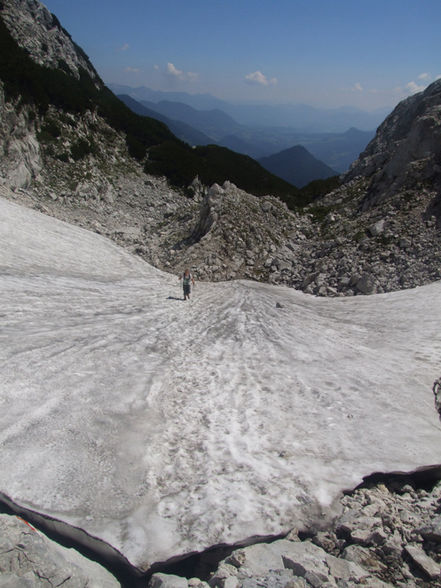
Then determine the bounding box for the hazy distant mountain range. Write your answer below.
[116,86,375,173]
[119,93,339,185]
[218,126,375,171]
[117,94,213,146]
[109,83,389,132]
[138,99,241,141]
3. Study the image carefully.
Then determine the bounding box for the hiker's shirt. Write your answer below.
[183,273,192,287]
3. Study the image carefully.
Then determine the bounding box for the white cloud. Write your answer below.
[406,80,426,94]
[166,62,198,82]
[119,43,129,52]
[352,82,363,92]
[167,62,183,78]
[245,70,277,86]
[124,66,140,73]
[404,72,441,95]
[154,64,160,71]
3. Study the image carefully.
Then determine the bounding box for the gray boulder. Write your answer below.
[223,541,288,576]
[404,544,440,580]
[241,571,305,587]
[355,273,377,294]
[368,219,386,236]
[0,514,119,587]
[342,544,387,574]
[0,573,39,587]
[149,573,189,588]
[419,515,441,543]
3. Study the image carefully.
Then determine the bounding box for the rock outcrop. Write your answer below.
[1,0,100,84]
[0,82,41,190]
[0,514,119,587]
[345,78,441,213]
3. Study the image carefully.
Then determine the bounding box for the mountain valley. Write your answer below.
[117,90,376,174]
[1,1,441,587]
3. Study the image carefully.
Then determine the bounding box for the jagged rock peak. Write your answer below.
[345,78,441,210]
[0,0,101,85]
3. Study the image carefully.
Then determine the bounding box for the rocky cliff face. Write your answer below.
[1,0,100,84]
[0,81,41,189]
[345,79,441,214]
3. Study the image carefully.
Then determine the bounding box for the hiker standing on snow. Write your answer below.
[179,268,195,300]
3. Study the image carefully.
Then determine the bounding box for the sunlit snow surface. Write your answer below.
[0,196,440,569]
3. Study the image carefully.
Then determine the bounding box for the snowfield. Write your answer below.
[0,196,440,569]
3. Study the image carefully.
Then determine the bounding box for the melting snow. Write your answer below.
[0,196,440,569]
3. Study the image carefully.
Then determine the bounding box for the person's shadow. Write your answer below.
[167,296,185,301]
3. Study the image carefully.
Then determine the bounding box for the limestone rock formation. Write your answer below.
[1,0,100,84]
[0,82,42,190]
[345,79,441,213]
[0,514,119,587]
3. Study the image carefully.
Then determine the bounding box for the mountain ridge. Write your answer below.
[120,94,340,187]
[118,94,213,146]
[0,0,299,204]
[139,99,241,140]
[259,145,338,187]
[108,82,389,132]
[120,92,374,173]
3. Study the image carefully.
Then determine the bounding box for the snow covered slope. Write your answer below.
[0,195,440,570]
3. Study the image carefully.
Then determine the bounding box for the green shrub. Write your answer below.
[55,152,69,162]
[354,230,366,242]
[308,204,335,223]
[37,119,61,143]
[71,137,96,160]
[298,176,340,205]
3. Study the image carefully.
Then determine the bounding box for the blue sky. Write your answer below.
[42,0,441,110]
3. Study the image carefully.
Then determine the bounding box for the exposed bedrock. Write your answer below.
[345,78,441,212]
[189,183,225,244]
[0,492,140,586]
